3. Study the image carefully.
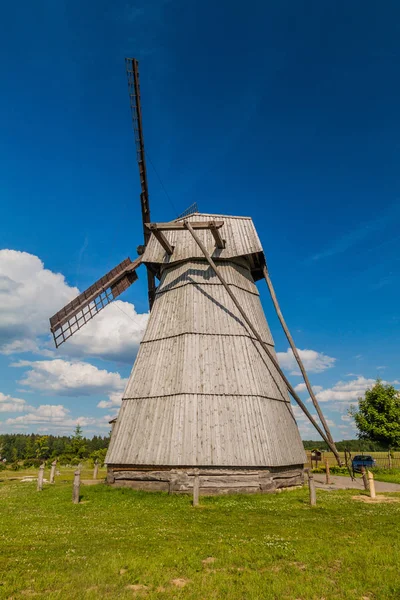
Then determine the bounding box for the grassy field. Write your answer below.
[1,479,400,599]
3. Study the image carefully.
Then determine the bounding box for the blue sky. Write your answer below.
[0,0,399,440]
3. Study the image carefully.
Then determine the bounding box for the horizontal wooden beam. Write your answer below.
[146,220,224,232]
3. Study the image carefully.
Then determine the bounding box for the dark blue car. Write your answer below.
[352,454,376,472]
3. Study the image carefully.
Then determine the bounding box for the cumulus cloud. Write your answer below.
[11,359,127,408]
[0,250,79,354]
[0,392,27,413]
[315,376,399,406]
[0,249,148,362]
[294,382,323,393]
[61,300,148,363]
[277,348,336,375]
[5,404,112,432]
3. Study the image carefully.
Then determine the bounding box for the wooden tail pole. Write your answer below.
[192,470,200,506]
[306,469,317,506]
[368,470,376,499]
[50,460,57,484]
[325,459,331,485]
[37,463,45,491]
[262,264,340,462]
[72,469,81,504]
[184,221,342,464]
[93,459,99,480]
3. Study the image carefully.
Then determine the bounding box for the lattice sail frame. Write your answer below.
[49,257,141,348]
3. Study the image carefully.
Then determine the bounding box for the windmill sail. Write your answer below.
[49,256,141,348]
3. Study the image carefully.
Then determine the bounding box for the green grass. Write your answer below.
[1,481,400,599]
[311,466,400,485]
[0,465,107,482]
[369,468,400,485]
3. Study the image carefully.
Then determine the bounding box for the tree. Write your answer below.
[35,436,50,460]
[349,379,400,448]
[69,425,87,459]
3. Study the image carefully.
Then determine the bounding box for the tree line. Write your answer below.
[0,426,109,468]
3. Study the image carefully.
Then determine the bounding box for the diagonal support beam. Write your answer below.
[184,220,342,465]
[147,225,174,255]
[262,263,339,457]
[209,221,225,249]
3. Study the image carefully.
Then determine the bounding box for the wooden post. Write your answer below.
[37,463,45,491]
[307,470,316,506]
[360,466,369,491]
[262,263,338,454]
[49,460,57,484]
[192,470,200,506]
[368,471,376,499]
[184,220,342,465]
[72,469,80,504]
[388,450,392,469]
[168,477,176,495]
[325,459,331,485]
[93,459,99,480]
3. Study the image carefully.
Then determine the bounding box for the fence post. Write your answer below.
[388,450,392,469]
[192,469,200,506]
[325,459,331,485]
[37,463,45,491]
[93,459,99,480]
[360,466,369,491]
[368,471,376,499]
[49,460,57,484]
[306,469,316,506]
[72,469,81,504]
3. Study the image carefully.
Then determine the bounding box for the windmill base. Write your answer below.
[106,465,304,494]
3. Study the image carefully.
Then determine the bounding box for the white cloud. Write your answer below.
[0,250,79,354]
[11,359,127,408]
[60,300,148,363]
[5,404,111,432]
[0,249,148,362]
[97,390,123,409]
[0,392,27,413]
[277,348,336,375]
[315,376,399,406]
[294,382,323,393]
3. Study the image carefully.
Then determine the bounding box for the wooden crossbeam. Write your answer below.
[146,220,224,232]
[209,221,225,249]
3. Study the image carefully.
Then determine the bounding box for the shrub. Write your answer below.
[23,458,42,469]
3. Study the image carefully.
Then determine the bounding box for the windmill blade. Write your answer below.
[49,256,142,348]
[125,57,156,309]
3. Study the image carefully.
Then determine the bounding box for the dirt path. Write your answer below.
[313,474,400,493]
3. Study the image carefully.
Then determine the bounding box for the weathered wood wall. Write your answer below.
[107,466,304,495]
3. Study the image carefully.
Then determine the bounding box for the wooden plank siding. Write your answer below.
[106,214,306,473]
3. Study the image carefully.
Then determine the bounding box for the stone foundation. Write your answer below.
[106,465,304,495]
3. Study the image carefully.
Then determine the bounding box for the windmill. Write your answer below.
[49,58,340,494]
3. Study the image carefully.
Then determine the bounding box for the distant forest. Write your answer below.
[0,428,109,466]
[302,439,390,451]
[0,432,389,467]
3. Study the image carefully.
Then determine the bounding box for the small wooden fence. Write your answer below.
[305,451,400,470]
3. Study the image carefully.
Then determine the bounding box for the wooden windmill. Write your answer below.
[49,59,340,494]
